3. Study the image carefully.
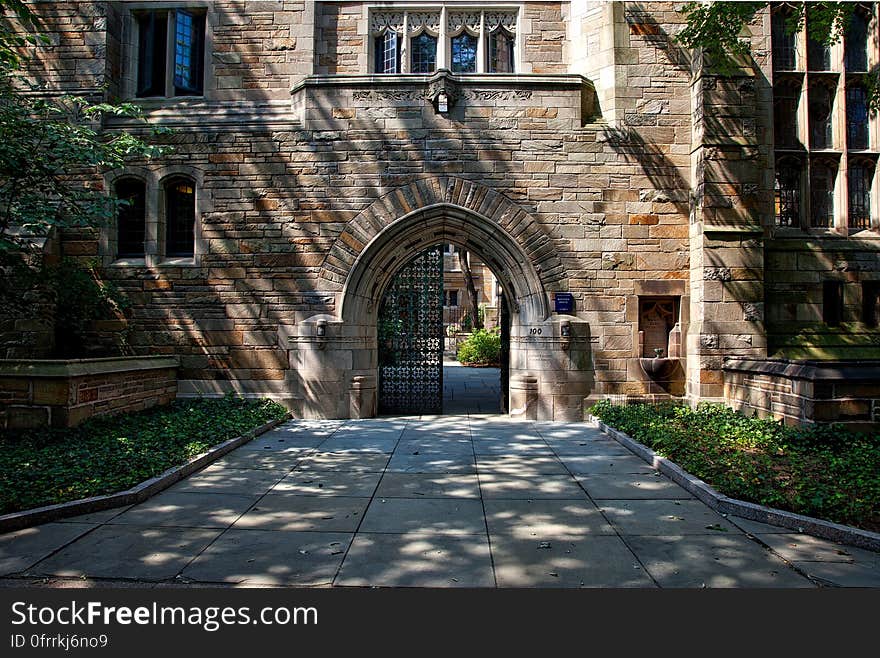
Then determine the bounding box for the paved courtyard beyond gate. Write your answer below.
[2,365,878,588]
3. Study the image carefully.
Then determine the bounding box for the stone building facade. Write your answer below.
[5,1,880,425]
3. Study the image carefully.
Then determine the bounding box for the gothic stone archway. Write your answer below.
[289,177,593,421]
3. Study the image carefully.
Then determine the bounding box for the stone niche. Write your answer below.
[626,280,689,397]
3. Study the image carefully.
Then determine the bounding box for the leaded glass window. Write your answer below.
[410,33,437,73]
[810,161,837,228]
[374,31,401,73]
[845,7,870,72]
[173,10,205,94]
[451,32,477,73]
[848,160,874,229]
[847,84,870,149]
[489,28,515,73]
[809,81,834,149]
[772,8,797,70]
[808,35,832,71]
[165,178,196,257]
[775,159,802,227]
[774,81,801,149]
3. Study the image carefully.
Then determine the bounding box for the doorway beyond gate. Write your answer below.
[377,244,508,416]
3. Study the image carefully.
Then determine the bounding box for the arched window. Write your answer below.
[810,159,837,228]
[775,158,803,227]
[809,80,834,149]
[847,84,870,149]
[410,32,437,73]
[845,5,871,72]
[451,32,478,73]
[115,178,146,258]
[488,27,515,73]
[374,30,401,74]
[772,6,798,71]
[165,177,196,257]
[774,80,801,149]
[848,159,874,229]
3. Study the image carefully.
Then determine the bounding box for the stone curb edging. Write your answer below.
[588,415,880,553]
[0,415,291,534]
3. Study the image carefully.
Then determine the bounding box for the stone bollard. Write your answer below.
[349,375,376,419]
[510,374,539,420]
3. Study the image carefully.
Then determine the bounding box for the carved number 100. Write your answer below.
[529,328,542,335]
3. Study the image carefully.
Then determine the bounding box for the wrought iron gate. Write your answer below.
[377,245,444,415]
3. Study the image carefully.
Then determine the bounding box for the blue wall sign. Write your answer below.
[554,293,574,313]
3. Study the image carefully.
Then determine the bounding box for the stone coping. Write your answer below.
[588,415,880,553]
[0,356,180,379]
[722,357,880,382]
[292,70,595,93]
[0,415,289,534]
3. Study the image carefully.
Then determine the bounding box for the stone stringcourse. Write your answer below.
[588,416,880,553]
[0,414,290,534]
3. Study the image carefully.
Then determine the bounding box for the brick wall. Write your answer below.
[0,357,179,429]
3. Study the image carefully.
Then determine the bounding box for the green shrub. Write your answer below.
[588,400,880,532]
[456,328,501,365]
[0,396,289,515]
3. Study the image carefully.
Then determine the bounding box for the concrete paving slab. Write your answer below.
[625,535,815,588]
[213,449,311,471]
[232,494,369,532]
[182,529,352,586]
[535,426,608,441]
[757,533,880,566]
[557,454,655,475]
[271,471,382,497]
[728,516,796,535]
[312,437,398,453]
[375,473,481,499]
[547,440,635,457]
[484,499,616,539]
[239,435,328,449]
[475,454,570,476]
[386,451,477,474]
[395,439,474,455]
[479,474,587,499]
[28,525,221,581]
[472,441,554,456]
[0,523,97,576]
[599,500,741,536]
[789,560,880,588]
[335,533,494,587]
[168,466,287,496]
[359,498,486,535]
[575,473,694,500]
[490,534,654,588]
[55,507,132,524]
[294,453,391,472]
[108,491,260,528]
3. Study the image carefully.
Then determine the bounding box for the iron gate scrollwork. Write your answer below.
[377,245,444,415]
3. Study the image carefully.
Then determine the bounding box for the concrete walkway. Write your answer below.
[3,411,879,588]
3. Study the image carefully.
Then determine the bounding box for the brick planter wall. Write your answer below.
[723,358,880,430]
[0,357,179,429]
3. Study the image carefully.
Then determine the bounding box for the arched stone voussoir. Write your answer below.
[337,202,554,325]
[320,177,564,294]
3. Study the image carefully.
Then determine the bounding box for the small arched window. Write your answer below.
[451,32,478,73]
[774,80,801,149]
[488,27,515,73]
[810,159,837,228]
[165,177,196,257]
[845,5,871,72]
[115,178,146,258]
[775,158,803,227]
[848,159,875,229]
